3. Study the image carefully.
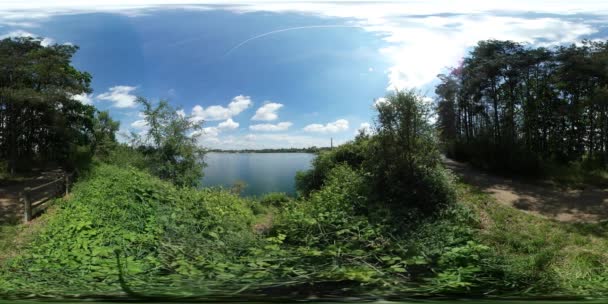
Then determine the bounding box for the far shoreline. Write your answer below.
[207,147,331,153]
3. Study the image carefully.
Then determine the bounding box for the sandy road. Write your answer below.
[443,158,608,222]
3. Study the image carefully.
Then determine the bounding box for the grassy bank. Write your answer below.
[456,182,608,295]
[1,164,607,300]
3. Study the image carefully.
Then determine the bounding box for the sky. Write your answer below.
[1,0,608,149]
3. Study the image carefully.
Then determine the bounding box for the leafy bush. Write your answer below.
[297,90,456,232]
[0,164,257,295]
[134,98,206,188]
[367,90,455,220]
[100,144,149,171]
[271,165,413,288]
[295,137,370,197]
[259,192,290,206]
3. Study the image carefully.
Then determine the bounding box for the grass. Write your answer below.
[2,164,608,298]
[456,181,608,295]
[543,162,608,189]
[0,202,58,262]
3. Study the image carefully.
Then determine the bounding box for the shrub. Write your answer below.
[295,136,370,197]
[0,164,257,295]
[98,144,149,171]
[259,192,290,206]
[367,90,455,220]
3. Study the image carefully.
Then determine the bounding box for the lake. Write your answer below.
[201,152,316,196]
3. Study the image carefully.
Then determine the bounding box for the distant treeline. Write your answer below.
[436,39,608,174]
[209,147,331,153]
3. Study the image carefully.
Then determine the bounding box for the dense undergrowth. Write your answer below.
[2,163,607,299]
[2,90,608,300]
[0,163,476,298]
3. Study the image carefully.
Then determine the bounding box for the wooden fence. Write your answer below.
[19,172,74,222]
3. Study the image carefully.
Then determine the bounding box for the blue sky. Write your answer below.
[1,1,608,148]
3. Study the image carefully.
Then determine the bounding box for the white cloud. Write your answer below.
[0,2,605,94]
[249,121,292,132]
[251,102,283,121]
[0,30,54,46]
[357,122,372,134]
[373,97,388,107]
[223,2,604,91]
[130,119,147,129]
[218,118,239,130]
[303,119,349,133]
[374,15,597,90]
[97,85,138,108]
[0,21,39,28]
[422,96,433,105]
[176,109,186,118]
[200,133,343,149]
[194,126,219,138]
[228,94,252,114]
[368,67,374,72]
[71,92,93,105]
[191,95,252,122]
[204,127,219,137]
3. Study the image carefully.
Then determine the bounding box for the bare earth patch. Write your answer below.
[444,158,608,222]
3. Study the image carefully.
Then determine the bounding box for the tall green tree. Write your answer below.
[436,39,608,173]
[369,90,453,217]
[92,110,120,159]
[135,97,206,187]
[0,37,94,173]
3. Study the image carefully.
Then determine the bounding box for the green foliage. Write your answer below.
[100,144,149,171]
[368,90,455,218]
[0,164,257,296]
[543,159,608,188]
[436,39,608,175]
[295,136,370,197]
[457,182,608,295]
[134,98,206,188]
[0,37,95,172]
[92,110,120,159]
[270,165,412,288]
[259,192,290,206]
[297,90,455,232]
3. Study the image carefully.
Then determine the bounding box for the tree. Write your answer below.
[136,97,206,187]
[436,39,608,174]
[92,110,120,159]
[0,37,95,173]
[368,90,453,218]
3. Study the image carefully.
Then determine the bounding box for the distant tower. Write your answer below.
[330,137,333,149]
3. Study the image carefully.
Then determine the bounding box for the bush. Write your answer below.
[0,164,257,295]
[259,192,290,206]
[368,90,455,219]
[271,165,413,288]
[295,137,370,197]
[98,144,149,171]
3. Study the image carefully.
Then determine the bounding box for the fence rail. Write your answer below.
[20,172,74,222]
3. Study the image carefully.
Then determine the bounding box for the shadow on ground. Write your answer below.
[444,157,608,222]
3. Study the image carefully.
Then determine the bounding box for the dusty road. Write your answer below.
[444,158,608,222]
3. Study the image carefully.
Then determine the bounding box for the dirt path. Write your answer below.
[443,157,608,222]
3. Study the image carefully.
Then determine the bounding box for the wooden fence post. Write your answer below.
[22,188,32,222]
[65,174,69,196]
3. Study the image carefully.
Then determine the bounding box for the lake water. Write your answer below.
[201,152,315,196]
